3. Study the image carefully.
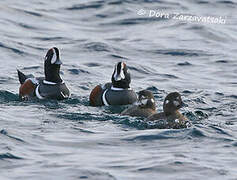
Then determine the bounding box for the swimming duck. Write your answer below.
[18,47,70,100]
[121,90,156,118]
[146,92,190,129]
[89,61,137,106]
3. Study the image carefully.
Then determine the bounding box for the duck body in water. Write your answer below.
[17,47,70,100]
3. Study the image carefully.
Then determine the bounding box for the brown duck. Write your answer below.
[121,90,156,118]
[146,92,190,129]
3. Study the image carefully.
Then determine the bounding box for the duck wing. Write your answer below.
[146,112,166,121]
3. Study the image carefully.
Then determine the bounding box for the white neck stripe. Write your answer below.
[43,80,56,85]
[111,86,131,91]
[43,80,64,85]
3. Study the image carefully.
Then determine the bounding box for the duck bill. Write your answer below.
[55,58,62,65]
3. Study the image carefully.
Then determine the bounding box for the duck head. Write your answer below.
[138,90,156,110]
[163,92,185,115]
[44,47,63,83]
[111,62,131,89]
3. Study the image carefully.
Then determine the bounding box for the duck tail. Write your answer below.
[17,69,28,84]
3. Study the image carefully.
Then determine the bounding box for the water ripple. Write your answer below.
[0,153,23,160]
[65,1,104,11]
[0,91,19,103]
[153,49,202,57]
[23,10,43,17]
[0,42,25,55]
[83,42,112,52]
[0,129,25,142]
[68,68,90,75]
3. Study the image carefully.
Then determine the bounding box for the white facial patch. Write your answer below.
[51,48,57,64]
[165,100,169,104]
[176,96,181,102]
[141,99,148,105]
[114,62,125,81]
[173,100,180,107]
[151,99,155,103]
[175,119,179,123]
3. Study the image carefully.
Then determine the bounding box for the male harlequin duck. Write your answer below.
[17,47,70,100]
[121,90,156,118]
[89,61,137,106]
[146,92,190,129]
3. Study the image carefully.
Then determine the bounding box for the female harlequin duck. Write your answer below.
[89,61,137,106]
[121,90,156,118]
[17,47,70,100]
[146,92,190,129]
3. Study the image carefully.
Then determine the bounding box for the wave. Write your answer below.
[151,49,205,57]
[0,90,19,103]
[0,153,23,160]
[0,129,25,142]
[83,42,112,52]
[0,42,25,55]
[65,2,104,11]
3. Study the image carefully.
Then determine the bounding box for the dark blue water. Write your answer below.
[0,0,237,179]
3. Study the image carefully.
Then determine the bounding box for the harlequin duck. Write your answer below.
[146,92,190,129]
[17,47,70,100]
[121,90,156,118]
[89,61,137,106]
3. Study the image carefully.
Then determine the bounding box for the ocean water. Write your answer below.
[0,0,237,179]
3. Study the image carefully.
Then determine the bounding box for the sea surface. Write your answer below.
[0,0,237,179]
